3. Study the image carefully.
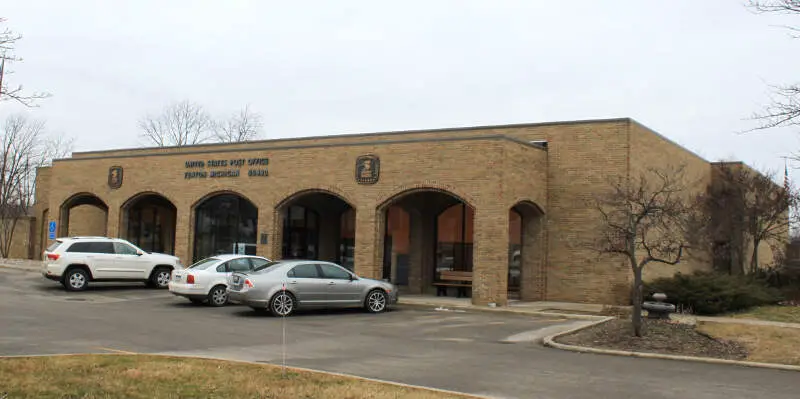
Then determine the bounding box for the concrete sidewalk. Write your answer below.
[0,258,40,272]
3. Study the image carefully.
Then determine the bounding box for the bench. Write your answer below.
[433,270,472,297]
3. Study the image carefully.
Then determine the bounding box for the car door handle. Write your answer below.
[289,280,298,284]
[328,281,335,285]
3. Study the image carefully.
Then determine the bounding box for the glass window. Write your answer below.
[89,242,115,254]
[46,240,63,252]
[67,241,114,254]
[216,263,228,273]
[250,258,270,269]
[227,258,252,273]
[189,258,220,270]
[114,242,139,255]
[192,194,258,262]
[319,264,351,280]
[66,242,92,253]
[254,260,282,272]
[288,264,319,278]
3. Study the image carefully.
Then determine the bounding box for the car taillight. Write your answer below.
[186,274,195,284]
[46,253,60,261]
[244,279,254,288]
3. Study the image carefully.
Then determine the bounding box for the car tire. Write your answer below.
[207,285,228,307]
[148,267,172,289]
[64,268,89,292]
[269,291,296,317]
[364,289,388,313]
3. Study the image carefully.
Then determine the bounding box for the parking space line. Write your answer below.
[94,347,138,354]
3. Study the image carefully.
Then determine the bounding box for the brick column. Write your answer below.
[105,204,119,238]
[406,208,424,293]
[174,206,191,265]
[472,207,510,306]
[354,207,380,279]
[256,207,275,260]
[520,213,546,301]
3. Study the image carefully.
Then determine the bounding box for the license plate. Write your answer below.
[174,274,182,281]
[233,276,240,284]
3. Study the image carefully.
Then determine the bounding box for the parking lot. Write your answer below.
[2,267,799,399]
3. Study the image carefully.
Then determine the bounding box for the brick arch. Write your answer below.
[189,189,257,210]
[57,192,109,237]
[120,190,179,210]
[272,187,357,211]
[509,199,546,216]
[375,183,476,211]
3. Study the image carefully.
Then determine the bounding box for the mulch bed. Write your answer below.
[555,318,748,360]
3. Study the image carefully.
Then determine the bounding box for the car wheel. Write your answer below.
[365,289,387,313]
[149,267,172,289]
[269,291,295,317]
[207,285,228,307]
[64,268,89,292]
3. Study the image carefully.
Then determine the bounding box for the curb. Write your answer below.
[542,317,800,373]
[397,301,609,321]
[0,264,39,272]
[0,352,491,399]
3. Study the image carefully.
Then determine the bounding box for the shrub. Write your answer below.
[643,271,784,315]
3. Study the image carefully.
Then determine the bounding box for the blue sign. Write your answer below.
[48,221,57,240]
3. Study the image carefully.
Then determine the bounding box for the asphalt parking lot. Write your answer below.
[2,267,799,399]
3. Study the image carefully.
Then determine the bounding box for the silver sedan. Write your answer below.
[226,259,398,316]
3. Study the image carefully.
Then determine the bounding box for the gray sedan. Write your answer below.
[226,259,399,317]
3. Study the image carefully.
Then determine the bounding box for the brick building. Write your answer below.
[20,117,768,306]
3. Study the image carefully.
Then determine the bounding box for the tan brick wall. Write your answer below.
[628,121,713,282]
[67,205,108,237]
[25,118,751,306]
[1,217,34,259]
[32,167,52,259]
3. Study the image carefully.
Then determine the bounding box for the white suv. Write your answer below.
[42,236,184,291]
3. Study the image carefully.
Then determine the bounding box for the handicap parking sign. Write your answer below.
[48,221,57,240]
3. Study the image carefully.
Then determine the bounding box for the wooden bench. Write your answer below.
[433,270,472,297]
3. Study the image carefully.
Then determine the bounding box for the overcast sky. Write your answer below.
[2,0,799,181]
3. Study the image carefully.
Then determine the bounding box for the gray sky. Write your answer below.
[2,0,799,181]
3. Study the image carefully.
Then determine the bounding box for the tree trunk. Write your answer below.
[751,238,760,274]
[631,267,644,337]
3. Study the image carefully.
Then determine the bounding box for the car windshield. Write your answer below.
[253,261,283,273]
[188,258,220,270]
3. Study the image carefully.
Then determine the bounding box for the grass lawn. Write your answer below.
[728,306,800,324]
[0,354,471,399]
[698,321,800,366]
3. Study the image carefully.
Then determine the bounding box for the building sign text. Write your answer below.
[184,157,269,179]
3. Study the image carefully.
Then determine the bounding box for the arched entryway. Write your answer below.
[510,201,546,301]
[378,189,475,296]
[58,193,109,237]
[121,193,177,255]
[192,192,258,262]
[275,190,355,269]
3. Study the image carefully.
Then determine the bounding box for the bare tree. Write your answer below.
[0,114,72,258]
[0,18,50,107]
[745,2,800,135]
[213,105,263,143]
[705,163,797,274]
[138,100,213,147]
[591,165,703,337]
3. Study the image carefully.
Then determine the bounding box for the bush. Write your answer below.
[644,271,784,315]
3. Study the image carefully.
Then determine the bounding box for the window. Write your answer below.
[89,242,115,254]
[227,258,252,273]
[216,263,228,273]
[66,241,114,254]
[250,258,271,270]
[46,241,63,252]
[319,264,351,280]
[192,194,258,262]
[114,242,139,255]
[189,258,220,270]
[288,264,319,278]
[253,260,282,272]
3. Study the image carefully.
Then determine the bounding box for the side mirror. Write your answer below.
[136,250,144,256]
[349,274,357,281]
